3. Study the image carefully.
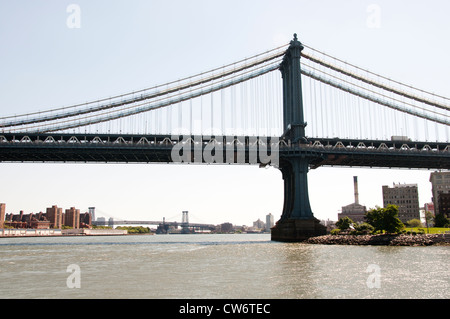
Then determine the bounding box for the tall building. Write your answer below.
[0,203,5,228]
[46,205,63,229]
[253,218,265,229]
[382,183,420,223]
[430,171,450,218]
[266,213,274,232]
[65,207,80,229]
[338,176,367,223]
[88,207,96,222]
[437,193,450,218]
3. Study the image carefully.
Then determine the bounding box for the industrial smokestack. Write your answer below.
[353,176,359,205]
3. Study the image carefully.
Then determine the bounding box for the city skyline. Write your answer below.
[0,1,449,226]
[0,170,441,226]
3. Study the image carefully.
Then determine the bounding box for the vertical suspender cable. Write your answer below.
[231,85,236,136]
[220,86,225,135]
[211,91,214,136]
[320,82,324,137]
[190,98,193,135]
[241,81,245,136]
[357,94,362,139]
[313,77,318,137]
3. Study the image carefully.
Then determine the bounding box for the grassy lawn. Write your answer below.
[405,227,450,234]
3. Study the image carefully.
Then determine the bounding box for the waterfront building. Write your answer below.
[382,183,420,223]
[5,211,28,228]
[65,207,80,229]
[338,176,367,223]
[430,171,450,218]
[253,218,265,230]
[80,212,92,228]
[0,203,5,228]
[46,205,63,228]
[438,193,450,219]
[266,213,274,232]
[4,210,51,229]
[1,203,91,229]
[29,218,51,229]
[88,207,96,222]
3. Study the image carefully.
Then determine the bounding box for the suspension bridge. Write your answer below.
[92,211,216,234]
[1,34,449,241]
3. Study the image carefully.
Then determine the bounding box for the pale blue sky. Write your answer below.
[0,1,449,225]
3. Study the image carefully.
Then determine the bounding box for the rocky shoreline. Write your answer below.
[305,233,450,246]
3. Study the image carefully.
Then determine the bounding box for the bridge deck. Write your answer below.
[0,133,449,169]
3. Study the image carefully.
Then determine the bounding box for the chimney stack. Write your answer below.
[353,176,359,205]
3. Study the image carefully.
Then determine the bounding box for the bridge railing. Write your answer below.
[1,133,449,152]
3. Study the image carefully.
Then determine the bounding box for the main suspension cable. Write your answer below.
[0,44,289,125]
[11,62,281,133]
[301,51,450,112]
[303,43,450,103]
[301,67,450,126]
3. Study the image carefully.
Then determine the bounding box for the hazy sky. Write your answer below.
[0,1,449,226]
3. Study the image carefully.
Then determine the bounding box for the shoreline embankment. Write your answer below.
[306,233,450,246]
[0,228,128,237]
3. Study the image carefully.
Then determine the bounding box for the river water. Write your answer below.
[0,233,448,299]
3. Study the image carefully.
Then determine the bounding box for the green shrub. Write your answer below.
[331,228,341,235]
[336,216,354,230]
[354,222,374,234]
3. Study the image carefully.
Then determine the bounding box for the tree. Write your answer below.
[116,226,151,234]
[434,213,450,228]
[365,206,383,231]
[425,211,434,227]
[406,219,422,228]
[336,216,354,231]
[365,205,404,234]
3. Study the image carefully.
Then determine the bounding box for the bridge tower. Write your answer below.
[181,211,189,225]
[271,34,327,242]
[181,210,193,234]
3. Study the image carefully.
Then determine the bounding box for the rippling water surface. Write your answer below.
[0,233,448,299]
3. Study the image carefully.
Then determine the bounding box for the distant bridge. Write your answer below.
[92,212,216,234]
[93,219,215,229]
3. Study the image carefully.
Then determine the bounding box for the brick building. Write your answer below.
[46,205,63,229]
[65,207,80,229]
[0,203,5,228]
[4,210,51,229]
[1,203,92,229]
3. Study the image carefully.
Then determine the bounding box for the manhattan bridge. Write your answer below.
[1,34,449,241]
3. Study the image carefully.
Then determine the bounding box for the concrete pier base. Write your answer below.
[271,218,327,242]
